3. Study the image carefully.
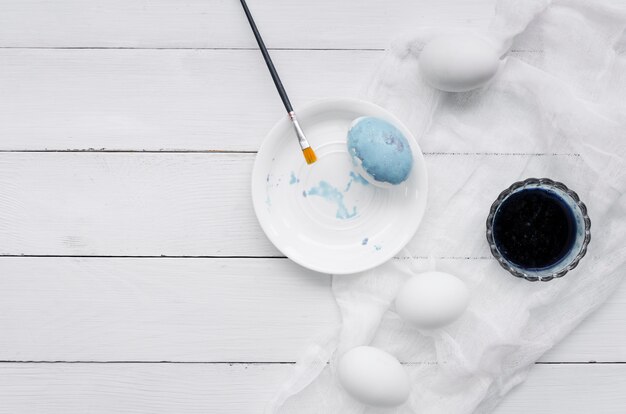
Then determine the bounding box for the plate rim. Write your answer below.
[251,97,428,274]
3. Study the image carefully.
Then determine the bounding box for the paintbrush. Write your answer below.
[239,0,317,165]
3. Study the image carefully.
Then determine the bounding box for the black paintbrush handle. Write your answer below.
[240,0,293,113]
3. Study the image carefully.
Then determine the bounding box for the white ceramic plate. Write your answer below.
[252,98,428,274]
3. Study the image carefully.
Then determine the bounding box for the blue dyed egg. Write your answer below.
[347,117,413,187]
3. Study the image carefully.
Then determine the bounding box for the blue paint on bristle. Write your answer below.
[347,117,413,185]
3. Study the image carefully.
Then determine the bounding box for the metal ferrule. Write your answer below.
[288,111,310,150]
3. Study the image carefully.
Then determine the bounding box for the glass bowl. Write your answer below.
[486,178,591,282]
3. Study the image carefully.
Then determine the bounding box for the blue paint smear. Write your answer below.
[344,171,370,192]
[362,238,369,245]
[302,190,307,198]
[374,245,382,251]
[306,181,357,220]
[347,117,413,185]
[289,171,299,185]
[351,171,369,186]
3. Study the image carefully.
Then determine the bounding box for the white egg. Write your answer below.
[337,346,410,407]
[395,271,470,329]
[419,34,502,92]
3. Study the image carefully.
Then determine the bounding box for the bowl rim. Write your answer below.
[485,178,591,282]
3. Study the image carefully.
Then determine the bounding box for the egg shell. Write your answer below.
[395,271,470,329]
[419,34,501,92]
[347,117,413,188]
[337,346,410,407]
[351,152,393,189]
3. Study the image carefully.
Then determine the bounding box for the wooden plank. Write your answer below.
[0,152,280,257]
[0,0,494,49]
[0,257,337,362]
[0,363,288,414]
[0,152,586,257]
[0,257,623,363]
[0,48,569,153]
[0,363,623,413]
[495,364,626,414]
[0,49,381,152]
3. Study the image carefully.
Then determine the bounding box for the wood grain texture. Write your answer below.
[0,363,624,413]
[0,257,624,363]
[0,0,623,409]
[0,0,494,49]
[0,49,553,152]
[0,49,380,152]
[0,152,279,257]
[0,257,337,362]
[494,364,626,413]
[0,152,587,258]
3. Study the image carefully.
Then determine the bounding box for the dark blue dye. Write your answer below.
[492,189,577,269]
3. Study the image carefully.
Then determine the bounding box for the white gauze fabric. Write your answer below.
[267,0,626,412]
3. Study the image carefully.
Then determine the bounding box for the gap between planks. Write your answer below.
[0,255,494,260]
[0,47,386,51]
[0,47,538,52]
[0,150,580,156]
[0,361,623,365]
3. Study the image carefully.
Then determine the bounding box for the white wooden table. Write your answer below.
[0,1,624,412]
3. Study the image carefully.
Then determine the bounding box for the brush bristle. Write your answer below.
[303,147,317,165]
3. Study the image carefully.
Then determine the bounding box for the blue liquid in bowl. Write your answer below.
[487,178,591,281]
[492,189,576,269]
